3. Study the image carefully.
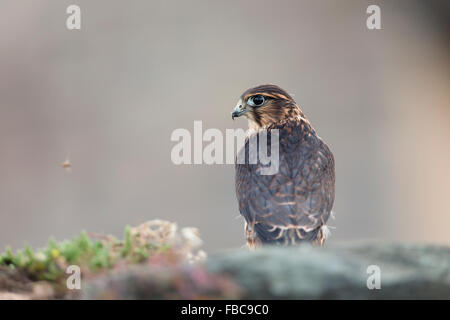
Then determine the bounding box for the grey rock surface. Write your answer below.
[206,243,450,299]
[83,243,450,299]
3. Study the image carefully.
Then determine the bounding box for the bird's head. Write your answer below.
[232,84,304,130]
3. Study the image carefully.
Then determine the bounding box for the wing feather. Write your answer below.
[235,119,335,246]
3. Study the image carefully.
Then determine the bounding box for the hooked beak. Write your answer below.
[231,100,246,120]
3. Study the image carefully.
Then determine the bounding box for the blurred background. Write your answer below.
[0,0,449,253]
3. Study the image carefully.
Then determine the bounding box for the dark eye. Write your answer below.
[248,95,265,107]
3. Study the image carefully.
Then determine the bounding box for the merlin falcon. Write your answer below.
[232,84,335,249]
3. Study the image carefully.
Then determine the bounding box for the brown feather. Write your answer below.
[234,85,335,247]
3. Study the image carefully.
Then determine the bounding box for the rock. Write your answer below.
[0,292,31,300]
[82,243,450,299]
[82,265,241,299]
[0,267,56,300]
[0,266,32,293]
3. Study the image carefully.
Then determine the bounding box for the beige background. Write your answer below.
[0,0,449,253]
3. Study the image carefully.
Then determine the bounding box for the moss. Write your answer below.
[0,225,173,285]
[0,220,207,299]
[121,226,132,257]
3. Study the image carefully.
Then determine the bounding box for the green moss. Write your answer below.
[0,225,173,284]
[121,226,132,257]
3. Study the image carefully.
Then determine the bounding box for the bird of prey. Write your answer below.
[232,84,335,249]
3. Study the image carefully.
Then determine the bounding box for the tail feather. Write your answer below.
[249,223,326,247]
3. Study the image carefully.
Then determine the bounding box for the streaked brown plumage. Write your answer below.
[232,84,335,249]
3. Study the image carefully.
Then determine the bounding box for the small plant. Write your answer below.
[0,220,206,298]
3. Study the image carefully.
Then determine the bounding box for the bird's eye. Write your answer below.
[248,95,265,107]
